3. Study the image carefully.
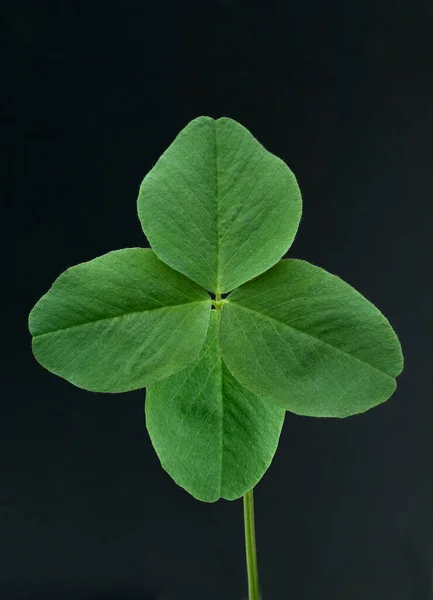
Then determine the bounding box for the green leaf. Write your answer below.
[219,259,403,418]
[137,116,302,293]
[145,311,285,502]
[29,248,211,392]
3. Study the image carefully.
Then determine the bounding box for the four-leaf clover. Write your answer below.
[29,116,403,502]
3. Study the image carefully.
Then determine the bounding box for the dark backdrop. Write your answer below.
[2,1,433,599]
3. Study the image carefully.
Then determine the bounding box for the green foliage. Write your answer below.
[137,116,302,293]
[219,259,403,417]
[29,248,211,392]
[29,116,403,501]
[146,311,285,502]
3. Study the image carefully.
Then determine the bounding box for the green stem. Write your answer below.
[243,488,260,600]
[214,291,222,311]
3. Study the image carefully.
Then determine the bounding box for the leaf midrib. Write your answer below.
[32,300,210,338]
[214,120,221,294]
[225,301,397,380]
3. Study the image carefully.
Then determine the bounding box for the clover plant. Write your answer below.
[29,116,403,600]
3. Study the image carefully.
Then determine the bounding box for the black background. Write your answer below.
[2,1,433,599]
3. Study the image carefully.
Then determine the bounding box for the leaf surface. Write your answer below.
[219,259,403,417]
[137,116,302,293]
[29,248,211,392]
[145,311,285,502]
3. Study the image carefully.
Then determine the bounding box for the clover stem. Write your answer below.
[215,291,222,311]
[243,488,260,600]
